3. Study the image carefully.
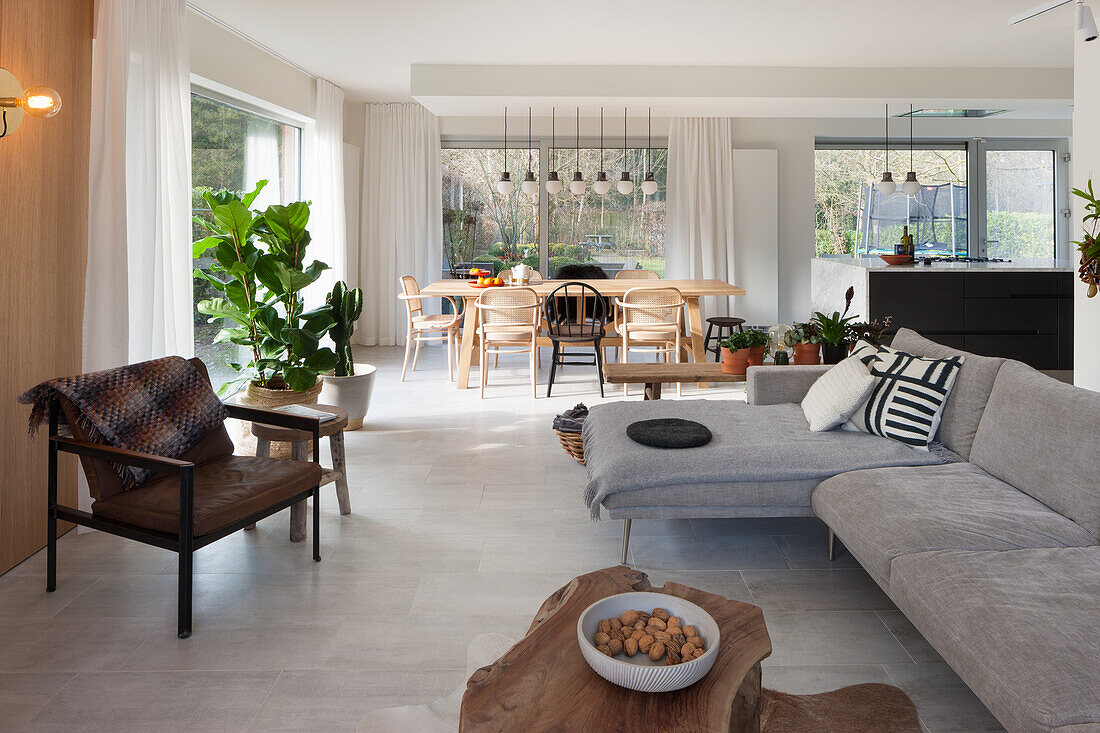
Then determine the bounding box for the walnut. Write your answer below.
[652,608,670,621]
[647,616,667,631]
[638,634,655,654]
[608,638,623,656]
[624,637,638,656]
[648,641,666,662]
[596,644,612,656]
[598,619,611,634]
[666,649,682,665]
[619,609,640,626]
[593,631,610,646]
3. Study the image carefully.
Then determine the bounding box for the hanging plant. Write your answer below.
[1071,179,1100,298]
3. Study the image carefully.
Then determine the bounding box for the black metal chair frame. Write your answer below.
[45,399,322,638]
[544,281,609,398]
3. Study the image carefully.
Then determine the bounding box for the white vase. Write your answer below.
[321,364,377,430]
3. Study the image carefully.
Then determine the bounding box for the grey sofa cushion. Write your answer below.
[746,364,831,405]
[891,547,1100,733]
[812,462,1097,582]
[602,477,819,518]
[971,360,1100,540]
[890,328,1004,459]
[582,400,945,519]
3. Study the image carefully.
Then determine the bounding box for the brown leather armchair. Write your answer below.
[45,359,324,638]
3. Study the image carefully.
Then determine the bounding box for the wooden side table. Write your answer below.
[603,362,748,400]
[461,566,772,732]
[250,404,351,542]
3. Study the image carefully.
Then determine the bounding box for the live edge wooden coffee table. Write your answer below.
[603,362,747,400]
[460,566,772,732]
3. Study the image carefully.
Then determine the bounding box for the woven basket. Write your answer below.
[556,429,585,465]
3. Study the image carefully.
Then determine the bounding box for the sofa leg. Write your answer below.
[827,528,841,561]
[620,519,632,565]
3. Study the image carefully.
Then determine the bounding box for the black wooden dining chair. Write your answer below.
[544,281,609,397]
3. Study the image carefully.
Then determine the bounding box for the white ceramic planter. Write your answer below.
[321,364,377,430]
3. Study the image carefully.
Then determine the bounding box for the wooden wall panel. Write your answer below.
[0,0,93,574]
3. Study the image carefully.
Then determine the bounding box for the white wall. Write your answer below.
[1074,39,1100,391]
[187,10,314,118]
[441,114,1070,323]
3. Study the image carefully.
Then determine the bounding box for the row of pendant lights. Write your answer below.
[497,106,659,199]
[878,103,921,197]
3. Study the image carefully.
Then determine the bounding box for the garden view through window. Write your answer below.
[815,148,969,257]
[815,145,1059,260]
[191,92,302,390]
[443,147,667,279]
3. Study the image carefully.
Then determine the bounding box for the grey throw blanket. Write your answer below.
[582,400,950,520]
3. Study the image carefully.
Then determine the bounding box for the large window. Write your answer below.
[815,147,968,257]
[442,148,540,278]
[442,144,666,279]
[815,139,1068,260]
[191,92,302,390]
[546,148,667,277]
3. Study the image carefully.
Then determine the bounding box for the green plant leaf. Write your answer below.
[192,235,225,258]
[193,269,228,292]
[197,298,249,327]
[213,200,256,248]
[240,179,269,208]
[304,348,338,372]
[282,365,318,392]
[282,327,320,357]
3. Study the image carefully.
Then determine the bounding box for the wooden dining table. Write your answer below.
[416,278,746,390]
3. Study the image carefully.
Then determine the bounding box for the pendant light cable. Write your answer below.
[527,106,533,172]
[576,107,580,171]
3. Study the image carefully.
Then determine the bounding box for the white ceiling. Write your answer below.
[189,0,1074,107]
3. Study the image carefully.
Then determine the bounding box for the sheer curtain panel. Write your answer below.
[305,78,347,303]
[665,117,737,316]
[84,0,193,370]
[358,102,443,346]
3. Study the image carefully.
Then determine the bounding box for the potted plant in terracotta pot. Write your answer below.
[813,287,860,365]
[320,281,376,430]
[720,329,770,374]
[784,322,822,365]
[193,180,338,406]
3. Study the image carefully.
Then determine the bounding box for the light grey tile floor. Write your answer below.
[0,345,1003,732]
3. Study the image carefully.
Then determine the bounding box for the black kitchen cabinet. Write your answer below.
[869,271,1073,370]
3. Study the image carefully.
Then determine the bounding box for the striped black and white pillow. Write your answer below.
[843,350,964,450]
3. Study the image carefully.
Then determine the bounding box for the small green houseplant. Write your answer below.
[784,322,822,365]
[813,287,859,364]
[1071,179,1100,298]
[719,329,770,374]
[320,281,375,431]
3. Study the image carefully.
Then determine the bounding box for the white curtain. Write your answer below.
[665,117,737,316]
[305,78,346,304]
[358,102,442,346]
[84,0,193,371]
[245,119,280,211]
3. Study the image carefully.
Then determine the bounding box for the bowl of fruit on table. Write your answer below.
[469,272,505,288]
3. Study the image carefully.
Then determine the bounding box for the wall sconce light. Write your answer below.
[0,67,62,138]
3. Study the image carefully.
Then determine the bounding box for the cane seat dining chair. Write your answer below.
[616,286,687,396]
[40,358,324,638]
[476,287,541,398]
[614,269,661,280]
[398,275,462,381]
[544,281,609,397]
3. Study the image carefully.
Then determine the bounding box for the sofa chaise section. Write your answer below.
[890,548,1100,733]
[811,462,1096,589]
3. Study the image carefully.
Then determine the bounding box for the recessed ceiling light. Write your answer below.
[896,109,1008,118]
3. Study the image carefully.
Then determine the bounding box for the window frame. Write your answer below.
[815,137,1070,260]
[442,135,669,276]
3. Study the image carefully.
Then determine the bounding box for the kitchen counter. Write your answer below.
[810,256,1074,370]
[814,256,1074,274]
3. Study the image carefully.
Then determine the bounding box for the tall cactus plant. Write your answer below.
[327,281,363,377]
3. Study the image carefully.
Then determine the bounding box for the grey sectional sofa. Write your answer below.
[812,329,1100,733]
[581,328,1100,732]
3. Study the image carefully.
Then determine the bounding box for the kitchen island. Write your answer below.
[811,257,1075,370]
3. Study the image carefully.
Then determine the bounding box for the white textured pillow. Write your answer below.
[801,355,877,432]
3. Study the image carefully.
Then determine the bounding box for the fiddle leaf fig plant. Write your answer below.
[193,181,338,394]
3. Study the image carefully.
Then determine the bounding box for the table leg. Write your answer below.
[245,438,274,531]
[644,381,662,400]
[329,431,351,515]
[732,662,762,733]
[456,295,479,389]
[685,296,710,388]
[290,441,308,542]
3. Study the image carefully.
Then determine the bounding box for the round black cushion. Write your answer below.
[627,418,712,449]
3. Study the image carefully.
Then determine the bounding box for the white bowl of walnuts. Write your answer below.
[577,591,720,693]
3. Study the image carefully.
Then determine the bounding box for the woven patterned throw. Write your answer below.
[19,356,229,490]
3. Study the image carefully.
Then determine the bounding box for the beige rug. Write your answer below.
[358,635,921,733]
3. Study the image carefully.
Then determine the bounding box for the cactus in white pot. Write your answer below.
[321,281,375,430]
